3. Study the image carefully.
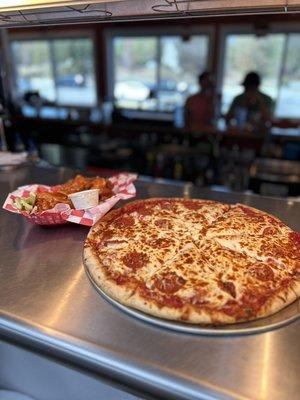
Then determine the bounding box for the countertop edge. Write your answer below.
[0,313,239,400]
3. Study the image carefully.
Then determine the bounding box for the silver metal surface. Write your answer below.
[1,165,300,400]
[85,265,300,336]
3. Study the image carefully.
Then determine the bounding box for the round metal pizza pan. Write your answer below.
[85,266,300,336]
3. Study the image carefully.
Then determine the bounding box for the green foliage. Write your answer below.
[53,38,93,76]
[12,38,94,79]
[114,37,156,68]
[225,34,285,84]
[283,34,300,83]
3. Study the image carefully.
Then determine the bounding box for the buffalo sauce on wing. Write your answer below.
[35,175,114,212]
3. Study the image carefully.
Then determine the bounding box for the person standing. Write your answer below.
[226,71,273,130]
[184,71,216,132]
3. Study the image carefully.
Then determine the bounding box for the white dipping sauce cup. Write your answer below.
[68,189,100,210]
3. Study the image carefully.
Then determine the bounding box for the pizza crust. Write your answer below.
[84,246,137,303]
[252,282,300,321]
[83,198,300,325]
[123,293,234,324]
[124,280,300,325]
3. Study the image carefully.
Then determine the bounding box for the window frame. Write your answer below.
[105,25,215,111]
[9,30,98,108]
[217,22,300,119]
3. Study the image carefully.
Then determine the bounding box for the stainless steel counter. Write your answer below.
[1,165,300,400]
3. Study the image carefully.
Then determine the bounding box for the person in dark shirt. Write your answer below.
[184,71,216,132]
[226,72,273,129]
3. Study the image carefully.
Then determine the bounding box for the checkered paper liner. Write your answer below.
[3,173,137,226]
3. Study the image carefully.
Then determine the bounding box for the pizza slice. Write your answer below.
[85,208,194,304]
[127,239,299,324]
[205,203,293,239]
[213,232,300,272]
[121,198,230,236]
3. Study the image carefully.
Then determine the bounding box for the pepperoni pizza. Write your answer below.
[84,198,300,324]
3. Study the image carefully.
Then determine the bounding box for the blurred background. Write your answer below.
[0,10,299,197]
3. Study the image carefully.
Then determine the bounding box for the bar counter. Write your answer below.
[0,165,300,400]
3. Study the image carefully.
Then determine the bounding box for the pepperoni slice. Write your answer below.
[154,271,186,294]
[182,200,201,210]
[110,273,139,287]
[122,251,149,271]
[154,219,173,229]
[85,238,99,251]
[289,232,300,247]
[114,215,135,228]
[162,295,184,308]
[250,265,275,281]
[137,207,153,216]
[114,275,130,285]
[185,257,195,264]
[149,238,172,249]
[101,229,114,240]
[139,282,184,308]
[222,299,239,316]
[218,280,236,298]
[239,205,265,221]
[241,290,269,310]
[260,242,286,258]
[262,226,277,235]
[159,201,176,211]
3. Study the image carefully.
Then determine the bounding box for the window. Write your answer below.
[114,37,157,110]
[12,40,56,102]
[276,34,300,118]
[113,35,209,112]
[11,37,97,107]
[221,32,300,119]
